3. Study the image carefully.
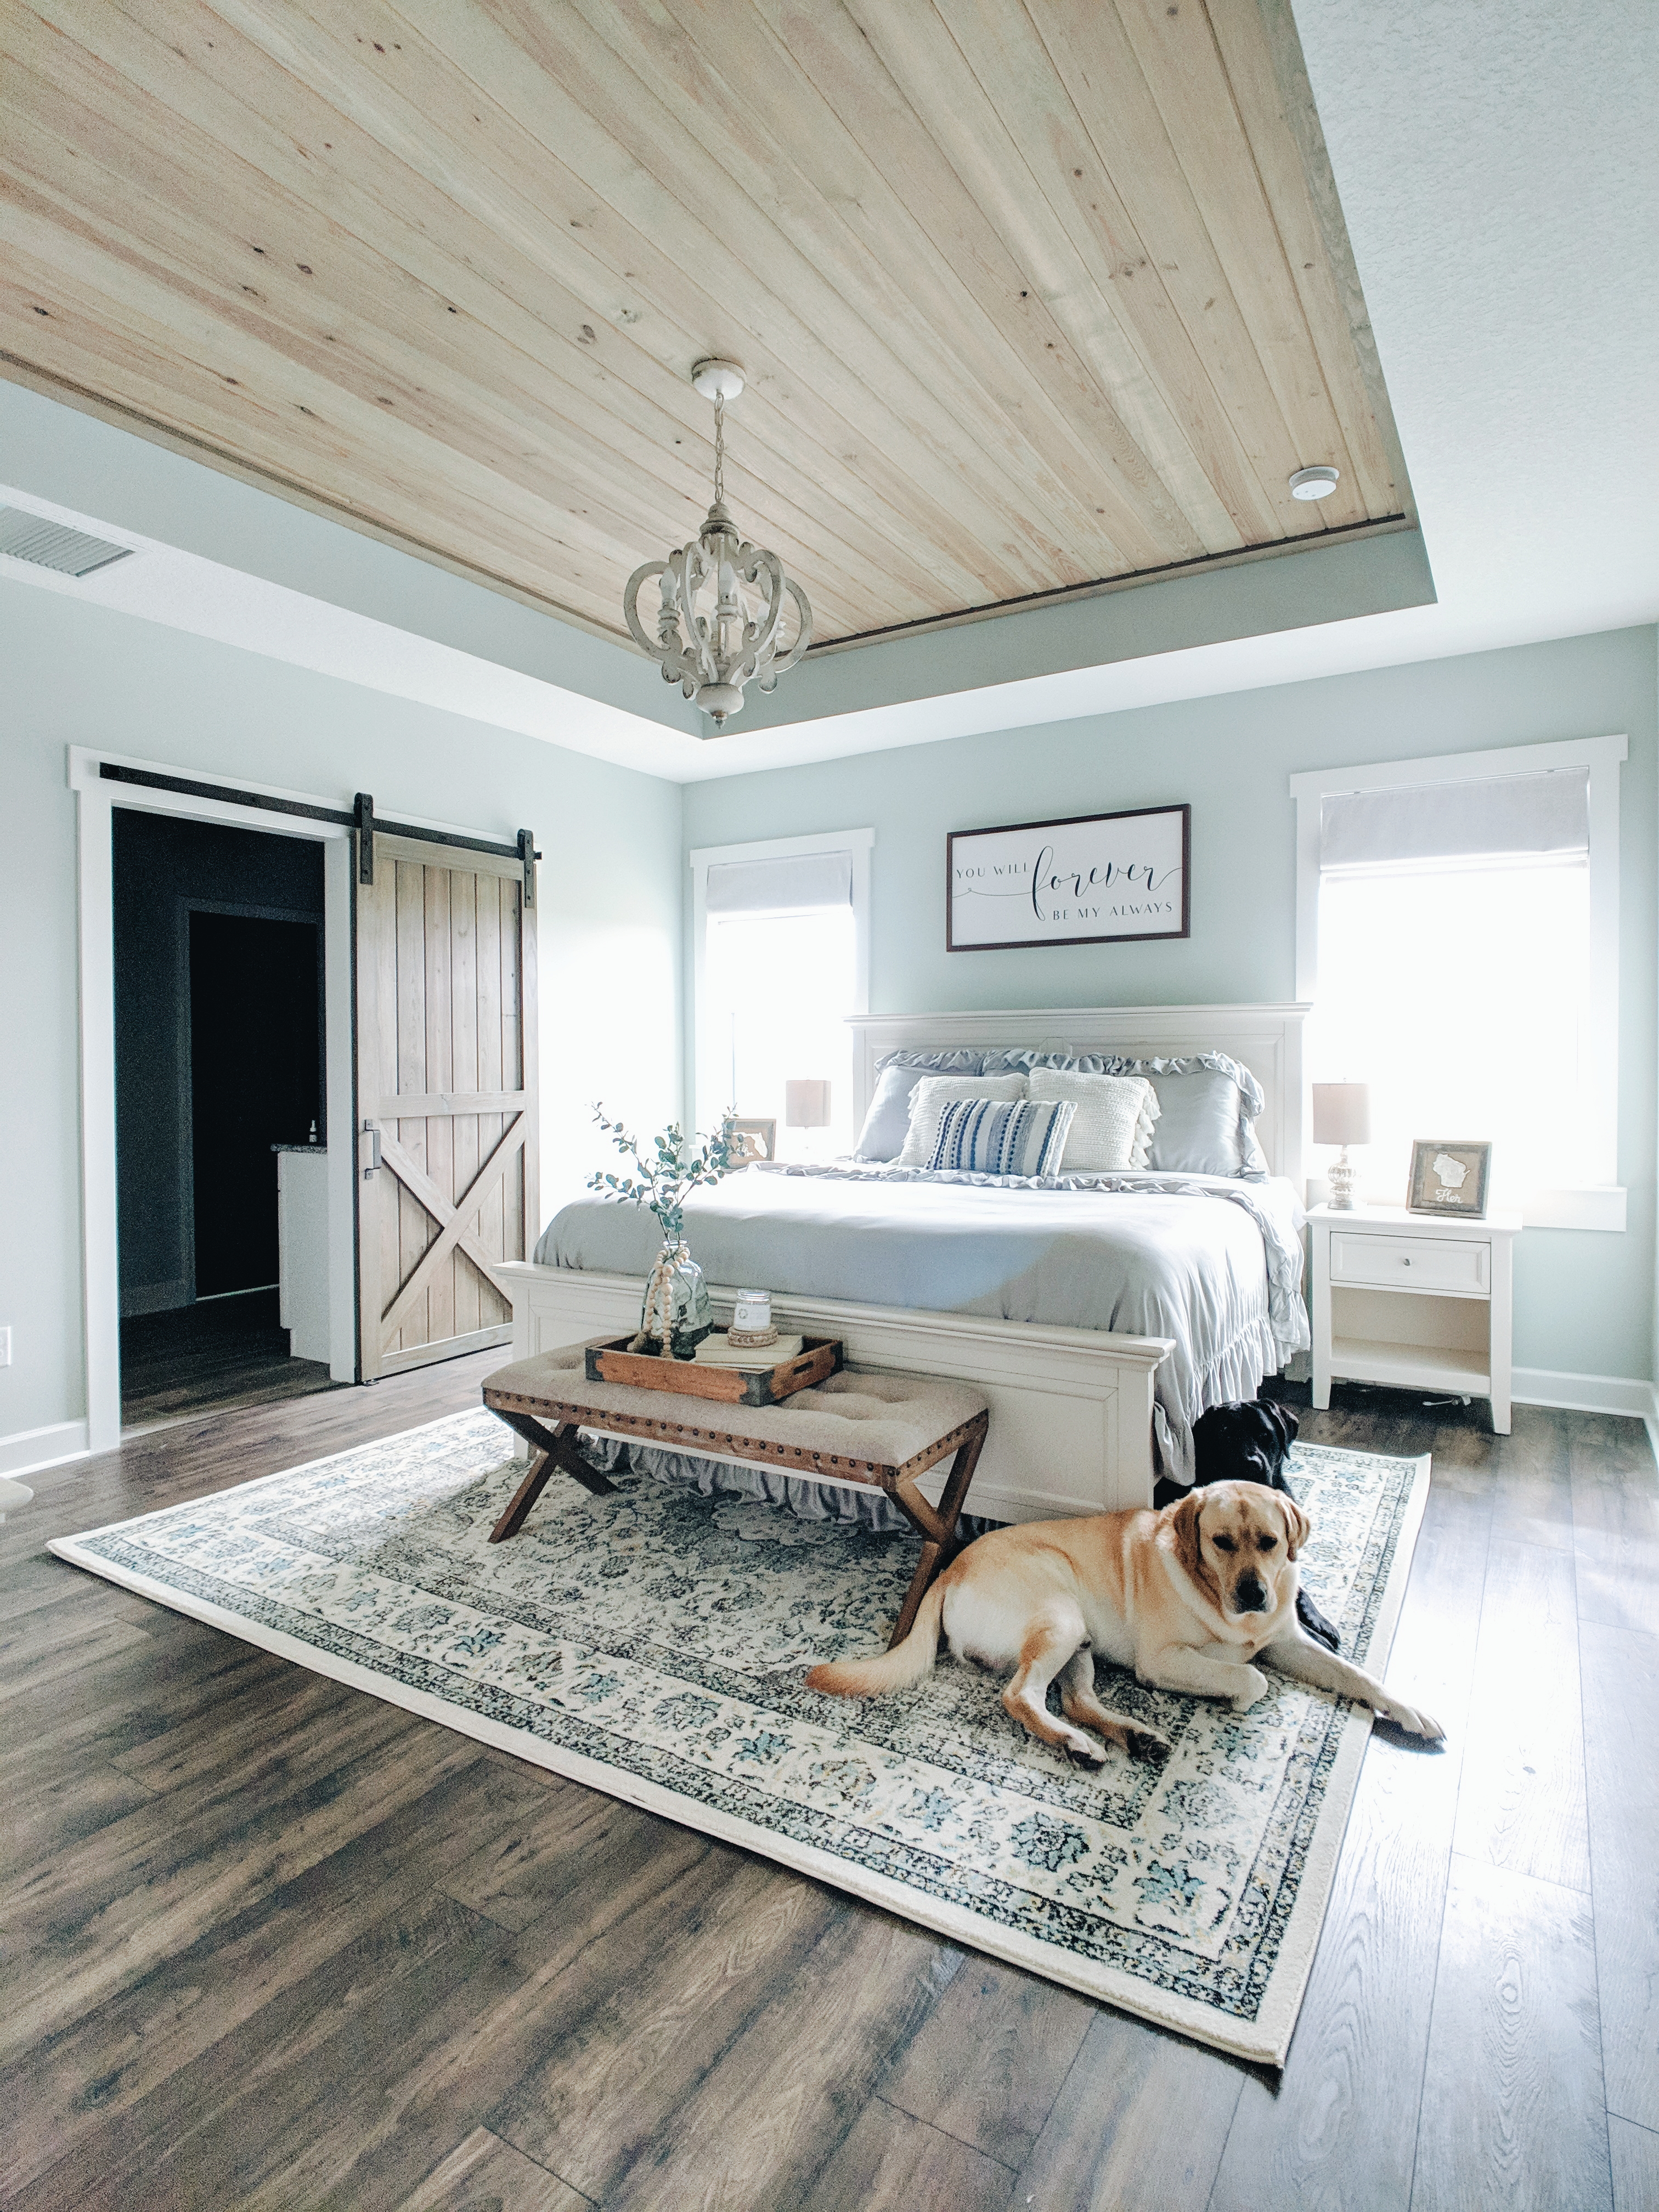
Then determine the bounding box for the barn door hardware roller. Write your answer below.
[351,791,537,901]
[355,791,375,884]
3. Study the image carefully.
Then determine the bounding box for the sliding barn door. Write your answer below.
[355,833,537,1379]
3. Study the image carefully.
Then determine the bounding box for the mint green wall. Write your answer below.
[0,580,683,1444]
[7,594,1651,1446]
[685,625,1659,1384]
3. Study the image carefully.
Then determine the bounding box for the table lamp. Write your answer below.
[1312,1082,1370,1210]
[785,1079,831,1131]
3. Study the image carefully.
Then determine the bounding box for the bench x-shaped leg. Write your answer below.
[884,1412,990,1648]
[489,1411,616,1542]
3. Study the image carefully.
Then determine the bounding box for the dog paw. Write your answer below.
[1126,1726,1171,1765]
[1231,1666,1268,1711]
[1063,1735,1108,1770]
[1380,1698,1444,1741]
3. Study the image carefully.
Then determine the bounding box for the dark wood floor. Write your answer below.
[120,1289,340,1434]
[4,1364,1656,2211]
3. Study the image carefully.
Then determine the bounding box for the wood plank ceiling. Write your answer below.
[1,0,1414,651]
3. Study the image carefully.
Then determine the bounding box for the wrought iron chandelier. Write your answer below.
[622,359,812,731]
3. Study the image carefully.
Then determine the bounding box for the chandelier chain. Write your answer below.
[713,393,725,506]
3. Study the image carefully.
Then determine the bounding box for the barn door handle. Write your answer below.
[359,1121,382,1180]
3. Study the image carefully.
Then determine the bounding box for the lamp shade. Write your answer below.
[785,1079,831,1128]
[1312,1082,1371,1147]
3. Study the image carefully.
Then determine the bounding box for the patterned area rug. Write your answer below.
[53,1414,1430,2065]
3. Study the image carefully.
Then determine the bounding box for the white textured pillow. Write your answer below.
[896,1075,1028,1166]
[1027,1069,1160,1171]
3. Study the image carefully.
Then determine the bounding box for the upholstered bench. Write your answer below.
[481,1344,991,1648]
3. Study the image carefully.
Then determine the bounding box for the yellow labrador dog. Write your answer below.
[806,1481,1442,1763]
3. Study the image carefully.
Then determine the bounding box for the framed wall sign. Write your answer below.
[947,804,1190,951]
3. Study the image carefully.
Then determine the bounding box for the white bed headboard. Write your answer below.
[847,1003,1310,1189]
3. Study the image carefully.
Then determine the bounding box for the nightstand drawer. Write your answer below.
[1329,1231,1490,1296]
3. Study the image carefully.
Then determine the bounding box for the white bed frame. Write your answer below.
[495,1003,1308,1523]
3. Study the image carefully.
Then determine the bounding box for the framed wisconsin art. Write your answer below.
[947,804,1190,951]
[1407,1139,1492,1218]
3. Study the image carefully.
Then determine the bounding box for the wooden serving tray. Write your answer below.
[583,1333,844,1407]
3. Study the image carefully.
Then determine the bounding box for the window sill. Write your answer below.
[1519,1186,1627,1233]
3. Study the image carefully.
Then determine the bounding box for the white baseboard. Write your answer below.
[1512,1367,1658,1421]
[1513,1367,1659,1462]
[0,1418,92,1479]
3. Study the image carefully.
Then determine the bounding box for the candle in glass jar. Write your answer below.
[732,1289,771,1335]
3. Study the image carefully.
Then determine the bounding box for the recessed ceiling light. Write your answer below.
[1289,465,1341,501]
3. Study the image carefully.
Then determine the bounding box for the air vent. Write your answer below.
[0,506,135,578]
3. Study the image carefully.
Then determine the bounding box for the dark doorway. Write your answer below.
[189,911,320,1297]
[113,810,341,1430]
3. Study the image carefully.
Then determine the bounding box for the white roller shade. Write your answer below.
[1320,768,1589,871]
[706,848,853,913]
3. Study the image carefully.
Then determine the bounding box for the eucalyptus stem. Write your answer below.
[587,1104,740,1245]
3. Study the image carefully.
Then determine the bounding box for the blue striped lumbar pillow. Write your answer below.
[927,1095,1076,1178]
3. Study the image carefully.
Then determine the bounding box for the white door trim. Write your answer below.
[70,746,363,1447]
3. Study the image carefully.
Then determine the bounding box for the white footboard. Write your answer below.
[492,1263,1173,1522]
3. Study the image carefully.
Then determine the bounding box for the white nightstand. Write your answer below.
[1307,1203,1521,1434]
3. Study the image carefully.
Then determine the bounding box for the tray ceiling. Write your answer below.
[1,0,1414,651]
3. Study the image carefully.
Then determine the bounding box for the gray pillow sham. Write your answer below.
[852,1049,987,1160]
[985,1047,1267,1177]
[1137,1065,1263,1178]
[854,1044,1267,1177]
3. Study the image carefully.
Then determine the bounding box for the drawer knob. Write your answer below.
[1402,1257,1411,1266]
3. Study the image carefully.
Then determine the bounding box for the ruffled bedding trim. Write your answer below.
[964,1046,1266,1118]
[1155,1311,1292,1488]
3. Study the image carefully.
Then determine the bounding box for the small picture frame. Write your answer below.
[1407,1140,1492,1217]
[727,1117,777,1164]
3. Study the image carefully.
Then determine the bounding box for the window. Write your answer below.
[1291,737,1626,1232]
[691,831,873,1161]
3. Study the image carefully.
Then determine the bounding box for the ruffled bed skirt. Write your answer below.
[1158,1311,1292,1487]
[582,1432,1001,1537]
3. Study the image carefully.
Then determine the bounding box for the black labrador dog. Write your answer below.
[1155,1400,1340,1652]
